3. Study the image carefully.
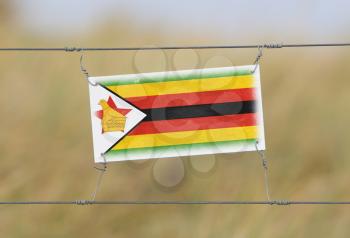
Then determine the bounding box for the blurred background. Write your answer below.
[1,0,350,237]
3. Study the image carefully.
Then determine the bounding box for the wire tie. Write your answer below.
[75,200,93,206]
[93,153,107,172]
[80,54,97,86]
[65,47,82,52]
[270,200,291,206]
[263,43,283,49]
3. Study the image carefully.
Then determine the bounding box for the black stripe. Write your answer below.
[142,100,255,121]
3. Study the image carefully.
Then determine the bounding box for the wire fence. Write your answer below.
[1,42,350,205]
[1,200,350,205]
[0,43,350,52]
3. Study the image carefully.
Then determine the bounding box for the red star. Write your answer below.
[96,96,132,119]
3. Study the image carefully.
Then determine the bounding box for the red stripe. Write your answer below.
[126,88,255,109]
[129,113,256,135]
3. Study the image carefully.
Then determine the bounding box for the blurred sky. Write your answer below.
[10,0,350,42]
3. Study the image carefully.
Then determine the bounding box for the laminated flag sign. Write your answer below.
[89,65,265,163]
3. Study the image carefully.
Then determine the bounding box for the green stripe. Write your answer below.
[106,139,256,158]
[100,68,252,86]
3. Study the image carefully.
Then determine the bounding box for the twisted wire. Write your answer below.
[0,200,350,205]
[0,43,350,51]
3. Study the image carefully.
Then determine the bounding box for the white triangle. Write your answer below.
[88,85,146,163]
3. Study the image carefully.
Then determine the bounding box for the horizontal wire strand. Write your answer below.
[0,43,350,51]
[1,200,350,205]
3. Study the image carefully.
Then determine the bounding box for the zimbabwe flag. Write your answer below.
[89,65,265,162]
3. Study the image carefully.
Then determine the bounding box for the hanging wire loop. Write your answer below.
[80,54,97,86]
[255,140,271,201]
[250,43,283,73]
[91,153,108,201]
[251,45,264,73]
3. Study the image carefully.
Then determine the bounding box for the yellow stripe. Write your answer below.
[107,75,253,98]
[112,126,257,150]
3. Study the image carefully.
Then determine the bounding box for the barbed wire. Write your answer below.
[0,43,349,52]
